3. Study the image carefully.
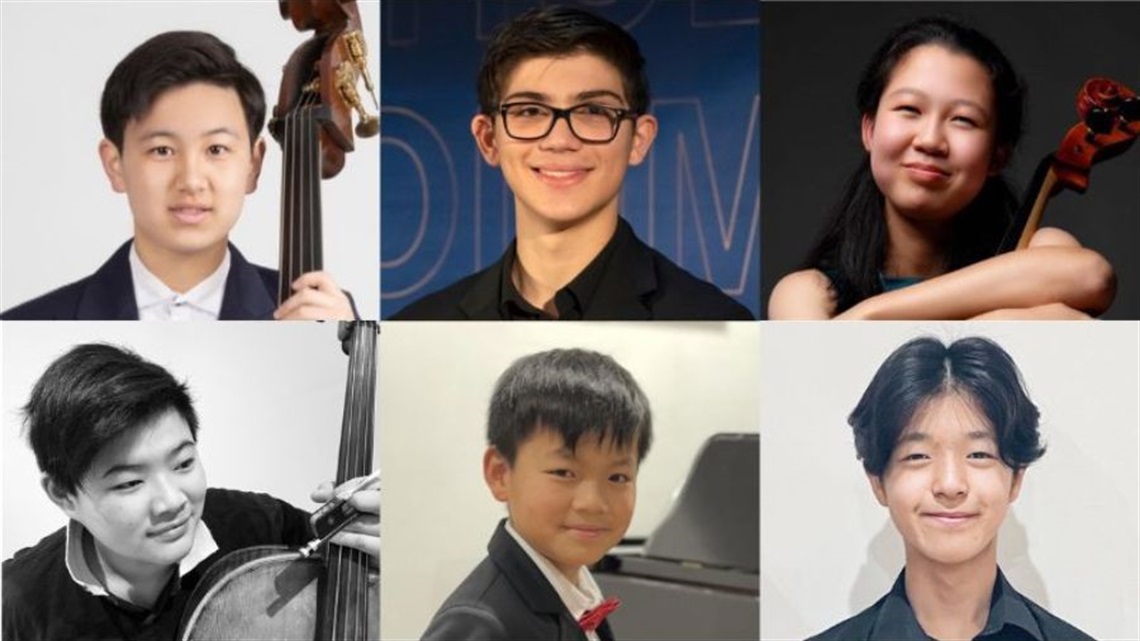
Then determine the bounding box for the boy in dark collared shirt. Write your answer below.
[1,343,378,640]
[422,349,653,640]
[811,337,1092,641]
[391,7,752,320]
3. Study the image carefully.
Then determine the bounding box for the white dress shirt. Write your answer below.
[129,243,230,321]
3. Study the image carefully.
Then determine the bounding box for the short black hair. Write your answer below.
[477,6,651,115]
[488,348,652,465]
[849,336,1045,477]
[23,344,199,496]
[100,30,266,151]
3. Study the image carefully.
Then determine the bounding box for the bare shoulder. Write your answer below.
[767,269,836,319]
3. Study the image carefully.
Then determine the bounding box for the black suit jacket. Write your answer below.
[1,240,277,320]
[391,219,754,320]
[421,520,615,641]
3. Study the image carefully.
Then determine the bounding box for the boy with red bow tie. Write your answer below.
[422,348,653,641]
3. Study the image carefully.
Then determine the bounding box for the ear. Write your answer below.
[471,114,500,167]
[98,139,127,193]
[867,472,889,507]
[1008,467,1025,503]
[627,114,658,167]
[246,137,267,193]
[860,114,875,153]
[989,145,1010,176]
[483,447,511,503]
[41,475,80,517]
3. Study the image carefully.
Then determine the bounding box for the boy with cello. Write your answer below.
[1,30,356,321]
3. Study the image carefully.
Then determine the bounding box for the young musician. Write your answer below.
[768,17,1116,320]
[1,31,356,320]
[391,7,753,320]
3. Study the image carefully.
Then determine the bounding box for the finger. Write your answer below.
[291,270,340,293]
[330,531,380,562]
[310,481,335,503]
[341,515,379,534]
[346,487,380,515]
[276,289,353,321]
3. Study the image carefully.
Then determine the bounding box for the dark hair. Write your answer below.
[488,348,652,465]
[476,6,650,116]
[100,31,266,151]
[23,344,199,496]
[804,17,1026,313]
[849,336,1045,477]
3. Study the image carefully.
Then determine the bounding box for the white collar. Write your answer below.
[504,519,605,637]
[129,242,230,320]
[64,517,219,599]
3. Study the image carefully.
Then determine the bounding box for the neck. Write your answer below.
[134,237,226,294]
[882,204,951,278]
[903,546,998,641]
[86,532,173,609]
[512,207,618,316]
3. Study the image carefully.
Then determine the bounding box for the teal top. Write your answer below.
[879,274,924,291]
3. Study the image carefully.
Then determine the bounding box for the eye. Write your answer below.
[967,451,996,460]
[901,452,929,462]
[546,468,575,479]
[175,457,197,472]
[112,479,143,492]
[148,145,174,158]
[894,105,920,116]
[507,104,550,119]
[951,115,979,128]
[207,144,231,156]
[609,473,631,483]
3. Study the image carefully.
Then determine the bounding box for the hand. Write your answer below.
[310,476,380,565]
[274,271,355,320]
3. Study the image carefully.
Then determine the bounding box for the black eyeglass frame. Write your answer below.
[497,101,641,143]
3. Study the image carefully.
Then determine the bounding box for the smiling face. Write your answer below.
[485,427,638,581]
[471,52,656,233]
[49,409,207,578]
[870,392,1022,569]
[862,44,1001,224]
[100,82,265,267]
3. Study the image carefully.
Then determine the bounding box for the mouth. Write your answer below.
[922,512,978,527]
[902,163,951,183]
[532,166,591,188]
[169,205,212,225]
[147,514,193,540]
[564,524,609,540]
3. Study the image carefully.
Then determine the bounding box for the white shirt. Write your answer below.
[64,518,219,603]
[505,520,607,641]
[129,243,229,320]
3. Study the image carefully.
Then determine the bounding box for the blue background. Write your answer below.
[381,0,759,318]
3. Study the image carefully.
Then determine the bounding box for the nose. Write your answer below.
[913,117,949,156]
[176,152,207,193]
[570,480,608,514]
[538,112,583,151]
[931,457,968,500]
[150,473,189,519]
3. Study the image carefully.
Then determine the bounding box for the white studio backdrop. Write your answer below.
[0,1,380,317]
[1,321,378,561]
[380,321,761,640]
[760,321,1140,641]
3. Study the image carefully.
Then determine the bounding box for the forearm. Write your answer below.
[837,247,1115,320]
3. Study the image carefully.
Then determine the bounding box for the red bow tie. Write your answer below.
[578,597,621,633]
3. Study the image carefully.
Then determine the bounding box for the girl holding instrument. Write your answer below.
[767,16,1119,320]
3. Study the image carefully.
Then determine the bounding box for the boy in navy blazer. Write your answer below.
[1,31,354,321]
[422,349,653,641]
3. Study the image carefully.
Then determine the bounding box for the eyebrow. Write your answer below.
[884,88,990,114]
[550,446,635,467]
[896,429,997,446]
[138,127,240,141]
[100,440,197,479]
[502,89,627,105]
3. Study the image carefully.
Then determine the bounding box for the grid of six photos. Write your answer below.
[0,1,1137,640]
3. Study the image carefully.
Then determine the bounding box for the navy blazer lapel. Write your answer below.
[219,244,276,320]
[74,241,140,320]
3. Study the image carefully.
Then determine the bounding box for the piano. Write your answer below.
[594,432,759,640]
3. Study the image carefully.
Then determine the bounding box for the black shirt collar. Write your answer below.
[496,220,626,320]
[873,568,1044,641]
